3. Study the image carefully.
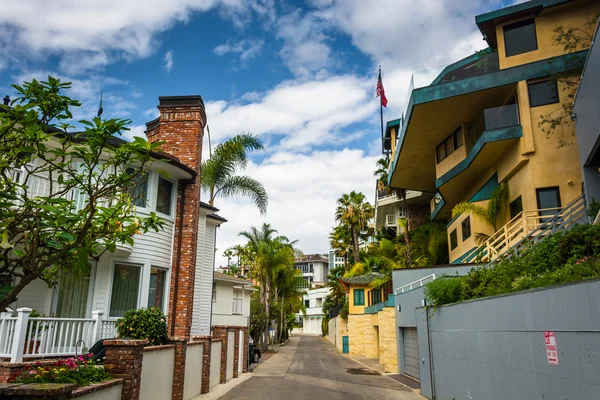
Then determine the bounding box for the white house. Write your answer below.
[293,254,329,289]
[211,272,253,328]
[298,287,331,335]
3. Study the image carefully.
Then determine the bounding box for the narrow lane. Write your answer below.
[219,335,422,400]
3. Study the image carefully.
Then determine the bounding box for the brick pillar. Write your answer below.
[145,95,206,341]
[233,329,240,378]
[104,339,147,400]
[170,339,187,400]
[198,338,212,394]
[211,327,228,384]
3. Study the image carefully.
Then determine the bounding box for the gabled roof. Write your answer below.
[213,272,253,285]
[339,272,386,287]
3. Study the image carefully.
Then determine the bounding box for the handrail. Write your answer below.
[463,194,587,264]
[394,274,437,295]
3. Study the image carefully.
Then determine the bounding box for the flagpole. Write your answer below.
[379,65,384,154]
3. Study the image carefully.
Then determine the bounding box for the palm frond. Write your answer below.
[215,175,268,214]
[452,202,493,229]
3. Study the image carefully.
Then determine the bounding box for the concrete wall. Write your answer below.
[575,22,600,205]
[210,341,222,389]
[75,383,122,400]
[377,307,398,373]
[327,317,337,347]
[393,264,475,376]
[336,317,349,353]
[416,279,600,400]
[140,346,175,400]
[183,342,203,400]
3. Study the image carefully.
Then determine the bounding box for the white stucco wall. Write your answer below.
[75,383,123,400]
[183,343,204,400]
[210,341,222,389]
[226,331,235,381]
[140,347,175,400]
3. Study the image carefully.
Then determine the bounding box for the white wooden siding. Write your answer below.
[12,278,53,315]
[191,213,207,335]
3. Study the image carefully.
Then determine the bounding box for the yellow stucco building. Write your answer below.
[386,0,598,263]
[338,272,398,372]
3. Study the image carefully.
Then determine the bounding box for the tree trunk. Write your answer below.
[0,273,37,311]
[279,296,284,343]
[264,276,271,350]
[352,226,361,265]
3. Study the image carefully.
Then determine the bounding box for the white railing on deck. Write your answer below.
[0,309,116,363]
[395,274,437,295]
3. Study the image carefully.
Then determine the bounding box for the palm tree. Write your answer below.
[451,183,509,243]
[374,157,390,193]
[223,249,233,267]
[329,225,352,270]
[335,191,374,265]
[201,133,268,214]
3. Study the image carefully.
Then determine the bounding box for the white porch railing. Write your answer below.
[395,274,437,295]
[232,299,243,315]
[463,194,588,264]
[0,309,116,363]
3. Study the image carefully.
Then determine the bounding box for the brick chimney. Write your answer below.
[145,96,206,340]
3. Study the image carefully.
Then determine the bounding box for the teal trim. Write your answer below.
[385,118,402,138]
[475,0,567,26]
[451,247,480,264]
[469,173,499,203]
[431,192,446,220]
[431,49,492,85]
[364,296,395,314]
[353,288,365,306]
[446,212,461,229]
[387,50,587,189]
[436,126,522,189]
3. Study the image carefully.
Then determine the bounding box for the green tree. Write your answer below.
[329,225,352,270]
[0,77,164,310]
[374,157,390,193]
[335,191,374,265]
[201,133,268,213]
[451,183,509,243]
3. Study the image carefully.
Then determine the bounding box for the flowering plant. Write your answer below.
[9,354,111,386]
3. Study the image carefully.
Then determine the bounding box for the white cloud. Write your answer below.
[214,38,265,64]
[144,108,160,119]
[212,148,379,268]
[0,0,273,72]
[163,50,174,72]
[121,125,147,142]
[206,74,376,150]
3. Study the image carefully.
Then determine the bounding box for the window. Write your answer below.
[56,268,91,318]
[353,289,365,306]
[148,268,167,310]
[126,168,149,208]
[536,187,561,218]
[450,229,458,250]
[504,19,538,57]
[528,80,559,108]
[372,288,381,305]
[212,282,217,302]
[462,217,471,241]
[436,127,463,164]
[156,177,173,215]
[305,300,310,308]
[110,263,142,317]
[510,196,523,219]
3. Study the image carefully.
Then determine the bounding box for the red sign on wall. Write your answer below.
[544,331,559,365]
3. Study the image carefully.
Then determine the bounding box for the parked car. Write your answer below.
[249,341,261,364]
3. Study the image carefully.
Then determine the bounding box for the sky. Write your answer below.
[0,0,519,268]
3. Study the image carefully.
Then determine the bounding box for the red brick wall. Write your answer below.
[145,100,205,341]
[103,339,147,400]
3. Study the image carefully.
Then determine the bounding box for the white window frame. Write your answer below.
[106,260,145,318]
[155,175,176,219]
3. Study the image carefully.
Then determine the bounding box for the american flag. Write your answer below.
[376,69,388,108]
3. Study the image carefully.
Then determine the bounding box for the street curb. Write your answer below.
[344,355,418,393]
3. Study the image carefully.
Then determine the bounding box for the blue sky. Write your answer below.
[0,0,518,266]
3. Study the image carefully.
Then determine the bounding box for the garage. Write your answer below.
[403,328,420,379]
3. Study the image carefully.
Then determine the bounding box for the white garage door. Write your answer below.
[403,328,420,380]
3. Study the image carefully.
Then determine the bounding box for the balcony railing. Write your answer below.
[463,194,588,264]
[0,309,116,363]
[232,299,243,315]
[483,103,520,131]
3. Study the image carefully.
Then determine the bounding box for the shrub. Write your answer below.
[425,224,600,307]
[116,308,168,346]
[10,354,111,386]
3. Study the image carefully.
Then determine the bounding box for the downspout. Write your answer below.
[208,223,218,333]
[171,178,194,336]
[425,304,436,399]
